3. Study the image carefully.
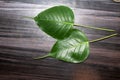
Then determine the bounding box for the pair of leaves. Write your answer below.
[34,6,89,63]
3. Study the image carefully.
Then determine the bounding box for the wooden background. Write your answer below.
[0,0,120,80]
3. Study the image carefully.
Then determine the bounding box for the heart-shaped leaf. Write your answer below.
[48,29,89,63]
[34,6,74,39]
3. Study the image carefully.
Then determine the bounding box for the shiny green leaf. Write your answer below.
[34,6,74,39]
[49,29,89,63]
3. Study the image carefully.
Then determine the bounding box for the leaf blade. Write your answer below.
[49,29,89,63]
[34,6,74,39]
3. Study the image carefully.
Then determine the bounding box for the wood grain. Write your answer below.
[0,0,120,80]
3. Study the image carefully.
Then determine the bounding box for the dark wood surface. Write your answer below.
[0,0,120,80]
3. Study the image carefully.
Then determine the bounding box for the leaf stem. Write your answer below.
[22,16,34,19]
[90,33,117,43]
[34,54,50,59]
[74,24,115,32]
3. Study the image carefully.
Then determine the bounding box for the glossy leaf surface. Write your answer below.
[49,29,89,63]
[34,6,74,39]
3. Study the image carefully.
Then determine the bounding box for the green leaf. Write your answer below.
[49,29,89,63]
[34,6,74,39]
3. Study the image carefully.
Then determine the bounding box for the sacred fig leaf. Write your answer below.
[34,6,74,39]
[48,29,89,63]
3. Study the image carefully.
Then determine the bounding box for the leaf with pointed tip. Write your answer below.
[48,29,89,63]
[34,6,74,39]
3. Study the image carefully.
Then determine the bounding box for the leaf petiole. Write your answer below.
[74,24,115,32]
[90,33,118,43]
[22,16,34,19]
[34,54,50,59]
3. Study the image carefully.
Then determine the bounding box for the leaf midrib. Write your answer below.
[58,41,88,51]
[37,19,74,25]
